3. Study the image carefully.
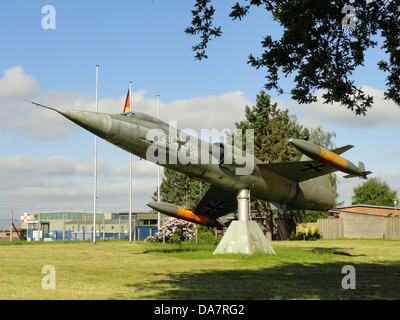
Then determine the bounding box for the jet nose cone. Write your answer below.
[146,201,158,210]
[57,109,113,139]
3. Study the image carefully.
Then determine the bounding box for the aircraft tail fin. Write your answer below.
[358,161,372,179]
[343,162,372,179]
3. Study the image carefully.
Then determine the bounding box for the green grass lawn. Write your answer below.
[0,239,399,300]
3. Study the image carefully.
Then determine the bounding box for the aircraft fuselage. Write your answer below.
[55,109,335,211]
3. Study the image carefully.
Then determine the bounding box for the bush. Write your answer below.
[149,218,196,243]
[144,236,157,243]
[144,219,226,244]
[290,228,321,241]
[196,226,225,245]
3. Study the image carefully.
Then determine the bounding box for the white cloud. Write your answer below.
[276,86,400,128]
[0,154,158,215]
[110,159,160,178]
[0,66,39,99]
[381,171,400,199]
[0,155,103,178]
[160,91,249,132]
[336,176,362,206]
[0,65,251,140]
[0,155,159,182]
[2,179,156,214]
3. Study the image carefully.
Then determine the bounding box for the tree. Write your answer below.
[351,177,398,206]
[233,90,337,235]
[152,168,209,210]
[153,91,338,236]
[233,90,310,163]
[185,0,400,115]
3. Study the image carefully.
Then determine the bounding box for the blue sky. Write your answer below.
[0,1,399,219]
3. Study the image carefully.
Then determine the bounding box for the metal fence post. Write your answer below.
[10,211,13,242]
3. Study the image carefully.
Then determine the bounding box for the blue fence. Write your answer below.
[135,226,158,241]
[29,226,158,242]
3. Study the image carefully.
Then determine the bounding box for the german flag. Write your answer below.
[123,89,130,112]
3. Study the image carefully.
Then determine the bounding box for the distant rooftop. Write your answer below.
[331,204,398,218]
[338,204,396,210]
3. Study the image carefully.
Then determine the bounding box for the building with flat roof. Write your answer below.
[20,211,160,241]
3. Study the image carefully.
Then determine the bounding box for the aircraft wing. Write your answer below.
[193,185,237,219]
[257,160,337,183]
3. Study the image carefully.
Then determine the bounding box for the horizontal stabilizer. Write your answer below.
[344,172,372,179]
[343,162,372,179]
[343,174,358,179]
[363,171,372,177]
[343,171,372,179]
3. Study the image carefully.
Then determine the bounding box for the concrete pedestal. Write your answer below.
[213,220,275,255]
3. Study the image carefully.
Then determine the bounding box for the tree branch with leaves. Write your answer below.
[185,0,400,115]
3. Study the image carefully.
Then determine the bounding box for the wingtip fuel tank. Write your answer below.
[288,138,372,179]
[146,201,225,228]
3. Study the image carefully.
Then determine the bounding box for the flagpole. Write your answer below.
[157,95,161,230]
[93,65,99,245]
[129,81,133,243]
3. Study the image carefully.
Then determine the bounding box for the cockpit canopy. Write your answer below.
[120,112,136,117]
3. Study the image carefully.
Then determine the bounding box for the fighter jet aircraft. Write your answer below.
[26,101,371,228]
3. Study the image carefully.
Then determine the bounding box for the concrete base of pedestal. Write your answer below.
[213,220,275,255]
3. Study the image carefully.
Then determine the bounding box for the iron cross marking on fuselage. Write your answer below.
[301,163,326,172]
[203,201,227,215]
[176,136,188,151]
